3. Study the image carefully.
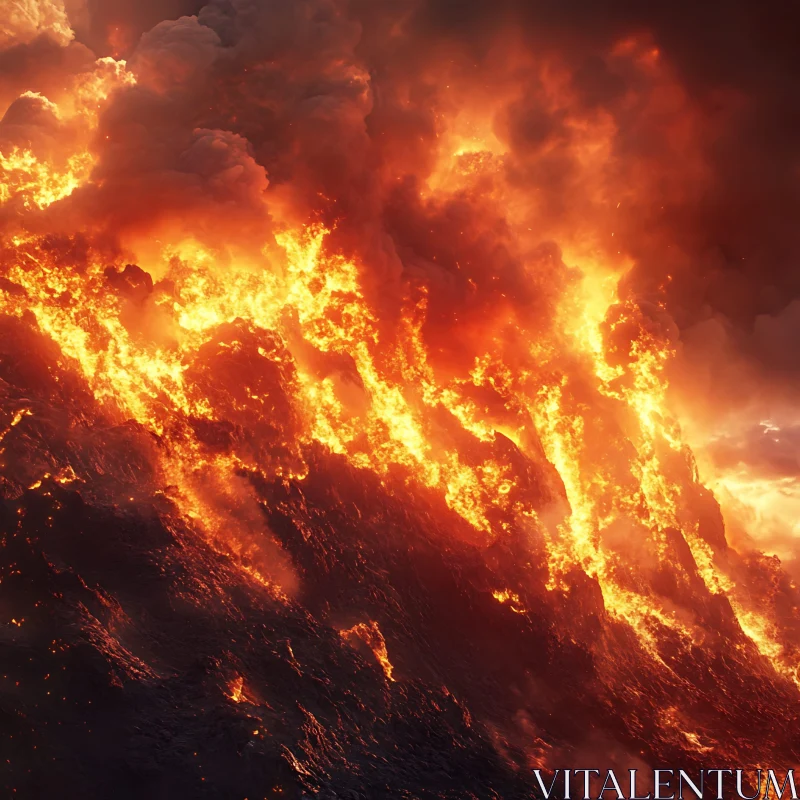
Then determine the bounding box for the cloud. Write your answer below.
[0,0,74,50]
[129,14,221,92]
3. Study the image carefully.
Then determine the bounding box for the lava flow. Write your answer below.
[1,1,800,798]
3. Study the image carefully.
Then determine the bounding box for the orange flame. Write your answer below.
[340,621,395,682]
[0,22,796,718]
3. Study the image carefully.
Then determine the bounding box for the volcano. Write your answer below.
[2,1,800,798]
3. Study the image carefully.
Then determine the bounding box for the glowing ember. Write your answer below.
[340,621,396,682]
[228,675,245,703]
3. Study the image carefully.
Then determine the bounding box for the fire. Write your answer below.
[340,621,395,682]
[492,589,525,613]
[0,61,132,210]
[0,148,93,209]
[2,194,795,681]
[1,6,798,786]
[228,675,246,703]
[0,408,31,444]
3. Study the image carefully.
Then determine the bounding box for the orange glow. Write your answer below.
[2,151,795,685]
[0,148,93,209]
[228,675,246,703]
[1,16,797,764]
[340,621,395,682]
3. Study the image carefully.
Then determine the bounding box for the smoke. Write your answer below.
[0,0,796,513]
[3,0,797,543]
[4,0,800,784]
[0,0,74,49]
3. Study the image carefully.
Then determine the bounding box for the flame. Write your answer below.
[0,19,797,776]
[0,61,132,211]
[492,589,525,613]
[1,212,795,684]
[340,621,395,682]
[0,408,31,444]
[0,148,93,209]
[228,675,246,703]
